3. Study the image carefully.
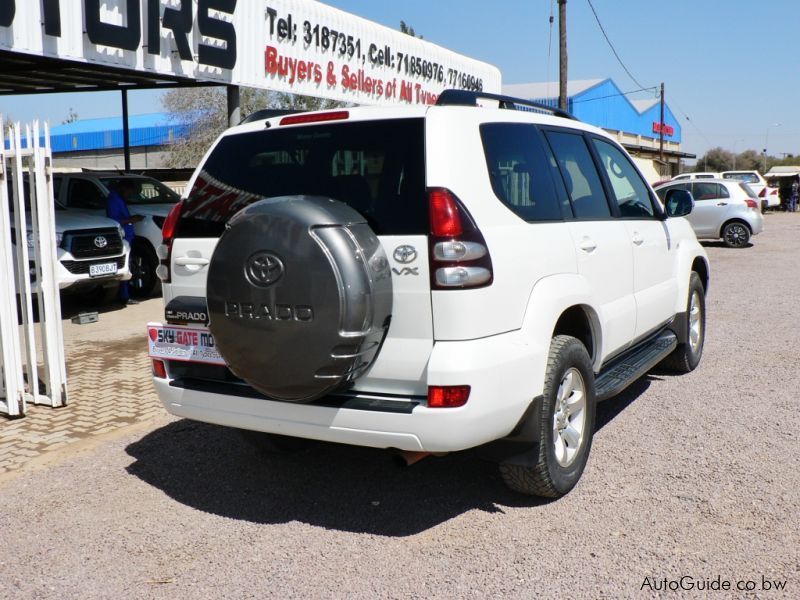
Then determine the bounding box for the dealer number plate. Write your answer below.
[147,322,225,365]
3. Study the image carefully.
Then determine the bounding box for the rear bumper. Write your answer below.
[151,329,545,452]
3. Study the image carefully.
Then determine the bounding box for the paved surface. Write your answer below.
[1,213,798,598]
[0,298,164,475]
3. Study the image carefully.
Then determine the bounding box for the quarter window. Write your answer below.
[591,138,655,218]
[480,123,562,221]
[545,131,611,219]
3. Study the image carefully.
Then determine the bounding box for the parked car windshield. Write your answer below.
[100,177,180,205]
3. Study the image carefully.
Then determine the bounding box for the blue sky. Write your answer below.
[1,0,797,160]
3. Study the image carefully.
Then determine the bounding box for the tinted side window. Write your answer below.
[591,138,655,218]
[480,123,562,221]
[545,131,611,219]
[691,182,721,200]
[68,179,106,209]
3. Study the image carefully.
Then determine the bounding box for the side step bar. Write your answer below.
[595,330,677,401]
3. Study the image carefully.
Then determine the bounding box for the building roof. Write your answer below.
[48,112,187,153]
[502,79,605,100]
[502,77,681,144]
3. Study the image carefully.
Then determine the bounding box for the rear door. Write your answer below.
[689,181,730,236]
[543,128,636,359]
[169,117,433,395]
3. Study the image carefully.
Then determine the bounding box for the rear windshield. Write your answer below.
[178,118,426,238]
[723,172,759,184]
[739,183,759,198]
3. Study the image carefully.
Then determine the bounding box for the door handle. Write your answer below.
[716,202,728,206]
[174,256,210,270]
[579,238,597,253]
[632,232,644,246]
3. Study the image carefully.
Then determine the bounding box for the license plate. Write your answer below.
[147,322,225,365]
[89,262,117,277]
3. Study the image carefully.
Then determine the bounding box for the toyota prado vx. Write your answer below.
[148,91,709,497]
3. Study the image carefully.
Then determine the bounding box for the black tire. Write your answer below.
[661,272,705,373]
[721,220,751,248]
[129,239,158,297]
[500,335,596,498]
[238,429,313,454]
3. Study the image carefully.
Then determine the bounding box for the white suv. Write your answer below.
[148,91,710,497]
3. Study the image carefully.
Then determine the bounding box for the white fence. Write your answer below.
[0,120,68,417]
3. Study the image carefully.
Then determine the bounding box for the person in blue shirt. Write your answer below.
[106,180,144,305]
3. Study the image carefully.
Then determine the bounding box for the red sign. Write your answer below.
[653,122,675,137]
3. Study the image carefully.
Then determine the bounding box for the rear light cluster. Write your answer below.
[156,200,184,283]
[758,188,766,198]
[428,188,493,289]
[428,385,470,408]
[744,199,759,210]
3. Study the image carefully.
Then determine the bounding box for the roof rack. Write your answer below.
[436,89,578,120]
[239,109,301,125]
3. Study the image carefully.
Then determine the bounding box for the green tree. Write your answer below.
[400,20,423,38]
[62,108,79,124]
[694,147,734,172]
[732,149,762,171]
[160,87,340,169]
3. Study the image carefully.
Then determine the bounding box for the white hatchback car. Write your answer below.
[655,178,764,247]
[148,91,710,497]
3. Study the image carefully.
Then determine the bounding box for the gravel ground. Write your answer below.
[1,213,798,599]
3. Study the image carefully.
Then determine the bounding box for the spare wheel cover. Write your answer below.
[206,196,392,402]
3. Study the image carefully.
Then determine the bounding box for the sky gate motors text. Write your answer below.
[0,0,238,70]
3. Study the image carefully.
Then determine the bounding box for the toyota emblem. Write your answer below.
[93,236,108,249]
[393,245,417,264]
[246,252,284,286]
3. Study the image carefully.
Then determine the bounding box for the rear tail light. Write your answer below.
[428,188,493,289]
[428,385,470,408]
[152,359,167,379]
[745,199,758,210]
[759,188,766,197]
[156,200,184,283]
[279,111,349,126]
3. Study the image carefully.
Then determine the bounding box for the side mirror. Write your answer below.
[665,188,694,217]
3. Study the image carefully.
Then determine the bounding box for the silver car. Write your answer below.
[655,178,764,248]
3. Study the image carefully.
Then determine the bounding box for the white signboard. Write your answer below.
[0,1,501,105]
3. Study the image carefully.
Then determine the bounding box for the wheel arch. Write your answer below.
[521,274,603,371]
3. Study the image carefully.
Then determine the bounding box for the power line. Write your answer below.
[572,86,658,104]
[585,0,648,90]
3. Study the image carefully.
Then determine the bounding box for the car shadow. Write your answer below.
[595,376,654,432]
[700,241,753,249]
[125,375,659,536]
[125,420,548,537]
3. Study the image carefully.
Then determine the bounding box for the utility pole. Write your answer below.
[659,82,665,164]
[558,0,568,111]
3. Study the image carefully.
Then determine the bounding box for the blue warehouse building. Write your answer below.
[503,78,693,182]
[49,112,188,171]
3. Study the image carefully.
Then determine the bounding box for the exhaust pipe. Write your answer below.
[393,450,448,467]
